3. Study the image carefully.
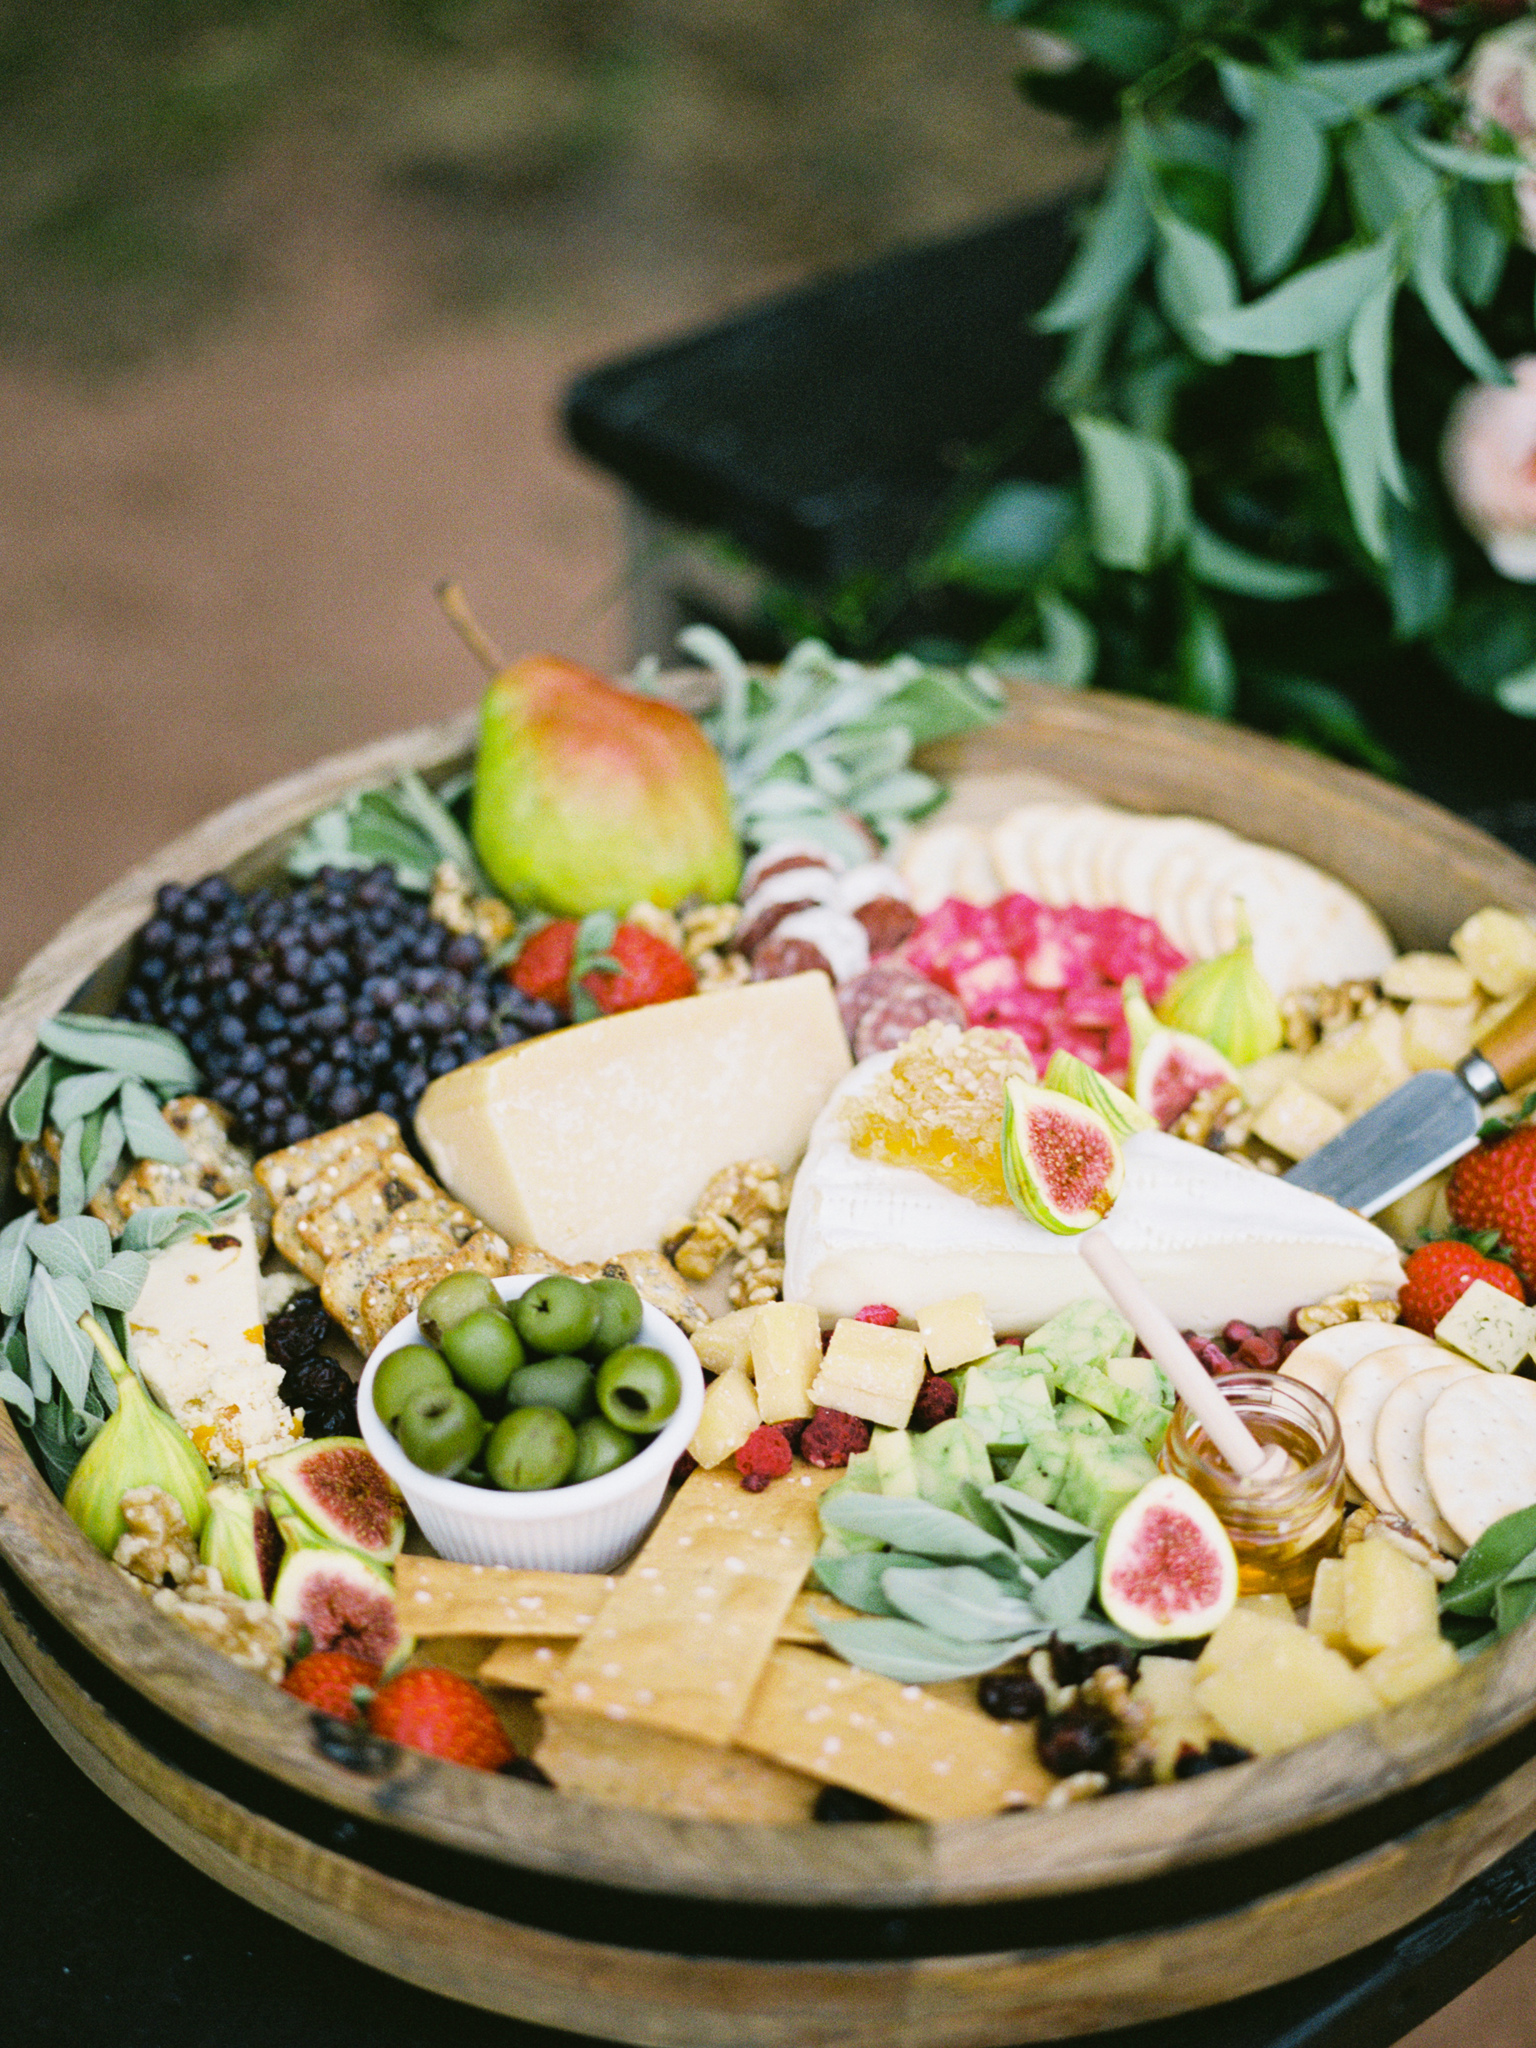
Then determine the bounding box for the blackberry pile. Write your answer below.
[264,1291,359,1438]
[118,865,559,1155]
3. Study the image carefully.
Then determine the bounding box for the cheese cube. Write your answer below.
[917,1293,995,1374]
[749,1302,821,1422]
[1236,1593,1297,1626]
[126,1212,299,1475]
[1342,1538,1440,1658]
[809,1319,928,1430]
[1251,1080,1346,1161]
[1307,1556,1350,1654]
[1434,1278,1536,1374]
[688,1365,761,1469]
[1194,1628,1376,1754]
[1402,999,1480,1072]
[1358,1634,1459,1708]
[414,974,851,1263]
[1297,1007,1409,1115]
[1380,953,1476,1005]
[1452,907,1536,997]
[692,1307,761,1377]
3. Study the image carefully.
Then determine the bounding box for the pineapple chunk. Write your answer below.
[809,1318,928,1430]
[1358,1634,1458,1708]
[1297,1006,1410,1115]
[691,1307,761,1377]
[917,1293,996,1374]
[1194,1626,1377,1754]
[1238,1050,1304,1112]
[749,1301,822,1422]
[1402,999,1480,1072]
[1307,1556,1351,1654]
[1237,1593,1298,1625]
[1452,907,1536,998]
[1381,953,1477,1005]
[1131,1655,1221,1783]
[688,1364,761,1468]
[1195,1606,1298,1679]
[1251,1080,1347,1161]
[1342,1537,1440,1658]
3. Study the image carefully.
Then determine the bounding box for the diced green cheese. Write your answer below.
[910,1418,994,1512]
[1434,1280,1536,1374]
[1055,1396,1112,1435]
[1053,1356,1169,1455]
[1106,1353,1173,1409]
[1023,1298,1135,1373]
[1056,1433,1158,1534]
[1003,1426,1069,1504]
[956,1357,1055,1451]
[870,1426,921,1497]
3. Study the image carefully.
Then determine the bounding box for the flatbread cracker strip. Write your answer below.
[541,1462,835,1747]
[395,1556,614,1637]
[255,1113,401,1204]
[535,1711,818,1823]
[321,1221,459,1348]
[736,1645,1052,1822]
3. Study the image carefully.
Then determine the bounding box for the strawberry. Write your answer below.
[580,924,695,1014]
[366,1664,515,1771]
[1448,1125,1536,1287]
[510,919,578,1009]
[280,1650,381,1722]
[1398,1239,1525,1336]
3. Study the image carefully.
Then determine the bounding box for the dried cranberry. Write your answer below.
[1038,1715,1118,1778]
[1222,1320,1256,1349]
[1173,1739,1254,1779]
[264,1291,331,1370]
[741,1473,771,1493]
[1047,1636,1138,1687]
[1279,1336,1303,1363]
[1232,1334,1280,1370]
[977,1668,1046,1722]
[280,1356,358,1439]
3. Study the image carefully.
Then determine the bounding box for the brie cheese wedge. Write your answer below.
[784,1055,1403,1333]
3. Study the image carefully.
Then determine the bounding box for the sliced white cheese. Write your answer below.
[415,972,852,1265]
[126,1212,299,1475]
[783,1053,1403,1334]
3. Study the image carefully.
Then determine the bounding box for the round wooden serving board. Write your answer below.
[6,682,1536,2046]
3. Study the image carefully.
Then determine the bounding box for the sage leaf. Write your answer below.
[87,1251,151,1312]
[0,1366,35,1426]
[983,1483,1096,1557]
[812,1551,944,1616]
[55,1118,86,1220]
[0,1216,36,1317]
[819,1490,1017,1565]
[1030,1540,1101,1627]
[83,1105,125,1202]
[1037,153,1153,334]
[1201,239,1394,357]
[880,1563,1041,1642]
[25,1266,93,1410]
[1071,415,1190,571]
[116,1079,189,1164]
[7,1056,53,1142]
[1187,522,1332,600]
[29,1393,104,1498]
[1152,207,1238,364]
[1441,1503,1536,1616]
[1496,1577,1536,1638]
[30,1215,112,1281]
[1236,80,1330,284]
[814,1616,1049,1684]
[118,1190,249,1254]
[35,1014,197,1090]
[48,1067,126,1128]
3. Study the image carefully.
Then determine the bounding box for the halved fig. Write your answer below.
[261,1437,405,1564]
[1098,1475,1238,1641]
[271,1545,411,1669]
[1123,977,1237,1130]
[1001,1077,1124,1233]
[200,1482,282,1601]
[1042,1048,1155,1137]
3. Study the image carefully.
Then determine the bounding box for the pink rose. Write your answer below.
[1443,356,1536,582]
[1462,19,1536,247]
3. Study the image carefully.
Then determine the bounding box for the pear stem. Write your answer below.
[435,581,505,678]
[79,1311,131,1385]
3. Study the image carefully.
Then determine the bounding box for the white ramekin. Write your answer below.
[358,1275,704,1572]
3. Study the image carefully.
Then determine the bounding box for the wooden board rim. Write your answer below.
[5,683,1536,1918]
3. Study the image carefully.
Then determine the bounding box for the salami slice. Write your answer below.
[838,963,966,1059]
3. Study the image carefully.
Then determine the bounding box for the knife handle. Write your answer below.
[1475,986,1536,1095]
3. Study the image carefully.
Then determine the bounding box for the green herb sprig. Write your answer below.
[287,769,491,897]
[1440,1502,1536,1650]
[8,1015,201,1218]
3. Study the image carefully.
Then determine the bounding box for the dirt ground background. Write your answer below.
[0,5,1531,2041]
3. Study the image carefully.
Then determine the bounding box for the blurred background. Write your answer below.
[0,6,1530,2044]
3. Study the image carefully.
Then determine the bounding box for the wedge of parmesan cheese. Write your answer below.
[126,1212,299,1474]
[784,1053,1404,1333]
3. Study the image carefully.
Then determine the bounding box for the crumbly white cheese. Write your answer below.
[784,1052,1404,1332]
[1434,1279,1536,1374]
[127,1213,300,1474]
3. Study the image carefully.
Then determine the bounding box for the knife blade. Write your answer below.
[1284,985,1536,1215]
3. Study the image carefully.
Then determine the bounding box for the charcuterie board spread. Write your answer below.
[14,622,1536,1835]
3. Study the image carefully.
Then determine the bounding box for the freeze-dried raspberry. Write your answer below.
[908,1373,958,1433]
[779,1417,809,1455]
[801,1407,873,1468]
[735,1424,793,1488]
[854,1304,901,1326]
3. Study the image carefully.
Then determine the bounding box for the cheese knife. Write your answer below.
[1282,987,1536,1215]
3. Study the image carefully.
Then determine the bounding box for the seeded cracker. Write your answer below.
[358,1228,515,1355]
[736,1646,1053,1822]
[299,1156,474,1263]
[536,1714,819,1822]
[321,1220,460,1347]
[541,1463,836,1745]
[473,1594,861,1690]
[255,1112,402,1205]
[271,1146,388,1281]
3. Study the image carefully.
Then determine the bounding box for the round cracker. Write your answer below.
[1334,1345,1449,1513]
[1374,1360,1476,1556]
[1280,1321,1432,1406]
[1423,1374,1536,1548]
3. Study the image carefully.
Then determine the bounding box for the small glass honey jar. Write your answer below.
[1159,1372,1346,1603]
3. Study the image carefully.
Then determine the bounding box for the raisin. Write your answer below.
[977,1669,1045,1723]
[1038,1716,1118,1778]
[1173,1739,1254,1779]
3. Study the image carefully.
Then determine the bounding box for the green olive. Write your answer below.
[594,1345,681,1435]
[373,1344,452,1428]
[418,1269,505,1348]
[396,1384,485,1478]
[441,1308,525,1401]
[484,1405,578,1491]
[513,1274,600,1356]
[506,1354,595,1422]
[586,1276,644,1356]
[569,1414,639,1484]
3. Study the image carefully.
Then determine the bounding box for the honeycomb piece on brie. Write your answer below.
[839,1021,1036,1206]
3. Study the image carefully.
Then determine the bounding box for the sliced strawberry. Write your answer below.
[509,920,578,1009]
